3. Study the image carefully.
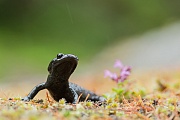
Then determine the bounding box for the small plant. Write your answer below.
[59,98,66,105]
[104,60,146,102]
[104,60,131,83]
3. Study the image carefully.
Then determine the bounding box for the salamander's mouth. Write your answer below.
[48,53,78,79]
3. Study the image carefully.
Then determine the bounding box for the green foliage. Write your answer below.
[59,98,66,105]
[108,80,146,102]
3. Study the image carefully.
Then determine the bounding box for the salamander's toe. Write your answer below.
[21,96,30,102]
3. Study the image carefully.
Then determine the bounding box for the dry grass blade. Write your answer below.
[84,94,90,102]
[76,93,83,104]
[46,91,52,103]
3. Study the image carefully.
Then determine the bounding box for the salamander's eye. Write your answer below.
[57,53,64,59]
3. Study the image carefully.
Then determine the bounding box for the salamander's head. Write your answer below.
[48,53,78,80]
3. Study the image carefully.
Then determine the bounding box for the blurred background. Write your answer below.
[1,0,180,98]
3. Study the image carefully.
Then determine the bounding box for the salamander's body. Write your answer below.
[22,53,105,103]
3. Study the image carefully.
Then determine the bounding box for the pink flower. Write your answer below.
[119,66,131,82]
[104,70,118,81]
[104,60,131,83]
[114,60,123,69]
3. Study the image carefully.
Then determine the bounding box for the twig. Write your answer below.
[76,93,82,104]
[85,94,90,102]
[46,91,52,103]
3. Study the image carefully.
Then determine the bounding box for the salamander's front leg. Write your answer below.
[69,87,78,104]
[22,82,46,101]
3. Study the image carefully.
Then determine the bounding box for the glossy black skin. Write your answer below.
[22,53,105,104]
